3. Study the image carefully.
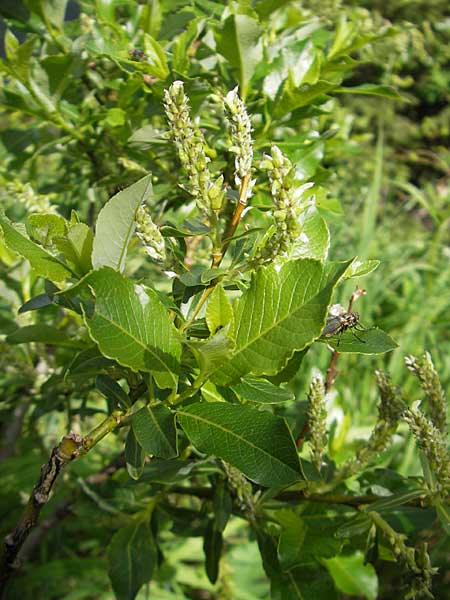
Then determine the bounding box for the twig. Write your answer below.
[219,174,251,264]
[325,351,340,394]
[168,485,425,509]
[182,175,250,333]
[325,287,367,393]
[0,411,127,589]
[15,453,127,569]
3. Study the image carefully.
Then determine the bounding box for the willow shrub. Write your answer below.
[0,2,448,599]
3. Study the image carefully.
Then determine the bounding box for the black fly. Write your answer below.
[322,304,367,345]
[128,48,147,61]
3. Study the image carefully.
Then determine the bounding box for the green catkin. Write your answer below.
[135,204,166,262]
[306,375,327,471]
[163,80,214,214]
[405,352,447,434]
[253,145,313,265]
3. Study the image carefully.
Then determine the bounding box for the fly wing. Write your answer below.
[322,316,342,337]
[328,303,347,317]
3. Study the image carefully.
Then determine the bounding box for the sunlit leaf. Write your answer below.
[177,402,302,487]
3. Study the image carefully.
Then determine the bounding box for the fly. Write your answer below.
[322,304,366,345]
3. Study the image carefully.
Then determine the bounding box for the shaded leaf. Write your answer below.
[205,284,234,335]
[27,213,67,246]
[334,84,403,100]
[96,375,130,409]
[216,14,263,98]
[107,521,156,600]
[6,324,70,345]
[54,223,94,276]
[0,212,72,282]
[125,428,145,481]
[275,509,306,571]
[132,405,178,459]
[18,293,53,314]
[203,519,222,584]
[189,330,234,379]
[435,501,450,537]
[323,551,378,600]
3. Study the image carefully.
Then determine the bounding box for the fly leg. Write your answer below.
[350,328,365,343]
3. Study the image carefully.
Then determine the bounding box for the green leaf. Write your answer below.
[328,16,356,58]
[435,501,450,537]
[342,259,380,279]
[231,376,294,404]
[4,29,19,62]
[107,521,156,600]
[292,204,330,261]
[321,327,398,354]
[334,84,403,100]
[143,33,169,79]
[1,33,37,82]
[366,490,425,513]
[274,78,336,119]
[323,551,378,600]
[96,375,130,409]
[0,314,18,334]
[266,349,308,385]
[212,481,232,532]
[27,213,67,246]
[336,515,372,539]
[92,174,153,272]
[177,402,302,487]
[172,18,204,74]
[84,268,181,389]
[205,284,234,335]
[256,529,338,600]
[65,346,115,377]
[216,14,263,98]
[65,346,115,379]
[275,509,306,571]
[54,223,94,276]
[104,107,126,127]
[18,293,53,314]
[189,331,234,379]
[264,41,321,101]
[212,259,349,385]
[255,0,292,19]
[0,212,72,282]
[125,428,145,481]
[203,519,223,584]
[132,405,178,459]
[26,0,68,30]
[6,324,70,345]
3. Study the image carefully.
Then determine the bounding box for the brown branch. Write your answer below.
[0,410,127,590]
[15,453,127,570]
[219,174,250,262]
[168,485,426,508]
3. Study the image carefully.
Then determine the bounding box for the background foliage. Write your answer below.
[0,1,449,599]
